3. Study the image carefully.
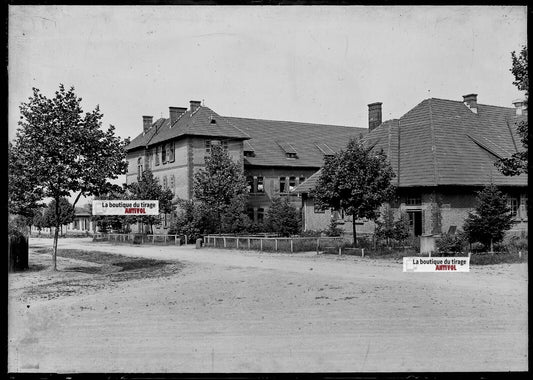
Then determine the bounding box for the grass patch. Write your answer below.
[469,251,528,265]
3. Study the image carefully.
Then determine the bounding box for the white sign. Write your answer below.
[403,257,470,272]
[92,200,159,216]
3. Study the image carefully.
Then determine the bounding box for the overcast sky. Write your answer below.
[9,5,527,141]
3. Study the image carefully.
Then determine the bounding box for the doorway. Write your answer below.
[407,210,422,236]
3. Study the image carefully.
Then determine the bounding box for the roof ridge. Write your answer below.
[224,115,357,129]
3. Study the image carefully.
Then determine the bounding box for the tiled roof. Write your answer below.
[225,117,367,167]
[363,98,527,187]
[126,106,250,151]
[292,169,322,193]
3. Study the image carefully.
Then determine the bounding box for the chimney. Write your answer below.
[368,102,383,131]
[190,100,201,113]
[463,93,478,114]
[169,106,187,125]
[512,99,527,116]
[143,115,153,133]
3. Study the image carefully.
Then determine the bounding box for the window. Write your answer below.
[246,176,254,193]
[279,177,287,193]
[162,144,167,163]
[168,142,175,162]
[299,177,306,185]
[205,140,228,155]
[146,149,152,168]
[155,146,160,166]
[170,175,175,194]
[508,197,519,218]
[137,157,143,180]
[289,177,296,192]
[256,177,264,193]
[257,208,265,224]
[406,196,422,206]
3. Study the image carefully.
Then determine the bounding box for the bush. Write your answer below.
[436,233,467,255]
[470,241,486,253]
[325,220,342,237]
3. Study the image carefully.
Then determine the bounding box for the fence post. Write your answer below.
[260,239,263,251]
[152,235,155,244]
[362,248,365,257]
[275,239,278,251]
[236,238,239,249]
[339,246,342,256]
[290,239,293,253]
[248,238,250,249]
[174,235,177,245]
[165,235,167,243]
[185,235,188,245]
[316,238,320,255]
[223,237,226,248]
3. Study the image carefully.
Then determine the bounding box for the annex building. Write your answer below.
[125,94,528,237]
[294,94,528,238]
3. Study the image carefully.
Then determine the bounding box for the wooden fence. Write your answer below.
[204,235,346,254]
[93,233,188,245]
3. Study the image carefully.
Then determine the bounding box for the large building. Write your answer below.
[125,101,367,231]
[294,94,528,237]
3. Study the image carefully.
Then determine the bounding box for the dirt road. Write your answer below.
[8,238,528,372]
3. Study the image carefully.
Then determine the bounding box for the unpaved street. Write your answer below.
[9,238,528,372]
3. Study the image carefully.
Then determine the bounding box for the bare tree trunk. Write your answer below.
[53,197,60,271]
[352,217,357,248]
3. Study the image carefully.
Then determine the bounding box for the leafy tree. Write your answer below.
[193,143,248,233]
[496,46,528,176]
[462,184,514,252]
[9,85,129,269]
[313,138,396,247]
[31,209,47,236]
[128,169,174,234]
[168,199,216,241]
[221,198,252,234]
[43,198,75,236]
[92,185,131,233]
[264,197,301,237]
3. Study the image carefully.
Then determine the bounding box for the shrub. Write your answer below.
[436,233,466,255]
[325,220,342,237]
[470,241,486,253]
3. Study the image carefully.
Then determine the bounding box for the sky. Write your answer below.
[8,5,527,203]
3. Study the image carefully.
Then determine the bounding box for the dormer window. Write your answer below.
[277,141,298,159]
[244,140,255,157]
[210,116,217,124]
[315,143,335,157]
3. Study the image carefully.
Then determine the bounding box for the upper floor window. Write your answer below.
[299,176,306,185]
[137,157,143,180]
[146,149,152,168]
[257,176,264,193]
[162,144,167,164]
[246,176,253,193]
[205,140,228,155]
[155,146,160,166]
[168,141,175,162]
[288,176,297,192]
[279,177,287,193]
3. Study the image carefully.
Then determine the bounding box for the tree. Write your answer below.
[43,198,75,236]
[313,138,396,247]
[128,169,174,234]
[496,46,528,176]
[32,209,46,236]
[168,199,216,242]
[9,84,129,270]
[221,198,252,234]
[92,185,131,233]
[462,184,514,252]
[264,197,301,237]
[193,143,248,233]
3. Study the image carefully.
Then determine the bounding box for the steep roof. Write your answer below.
[363,97,527,187]
[292,169,323,193]
[225,117,367,167]
[126,106,250,151]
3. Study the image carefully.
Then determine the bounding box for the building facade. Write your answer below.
[125,100,367,232]
[295,94,528,238]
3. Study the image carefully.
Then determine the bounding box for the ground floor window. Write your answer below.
[407,210,422,236]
